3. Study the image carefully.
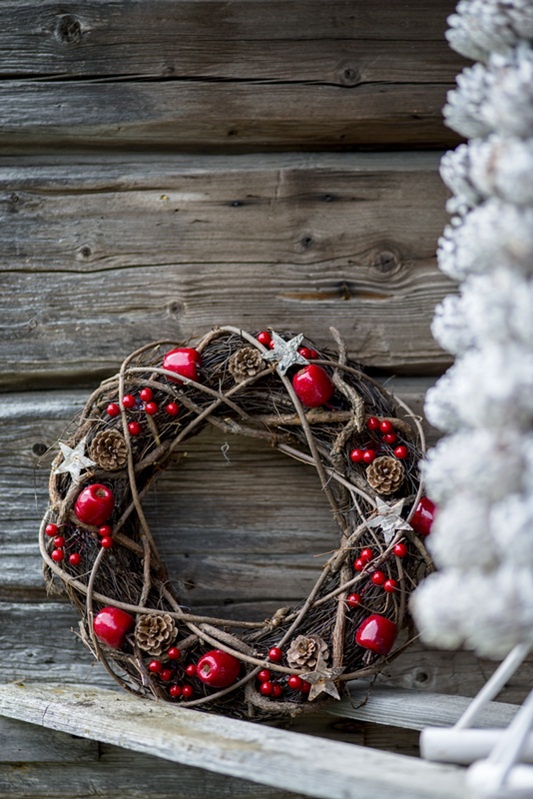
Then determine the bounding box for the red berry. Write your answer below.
[272,684,283,698]
[160,669,172,682]
[292,365,334,408]
[139,387,153,402]
[360,548,374,563]
[410,497,437,536]
[100,536,113,549]
[162,347,202,384]
[259,681,273,696]
[148,660,162,673]
[354,557,366,572]
[355,614,397,656]
[68,552,81,566]
[169,684,182,698]
[308,349,319,360]
[257,669,271,682]
[362,449,377,464]
[98,525,112,537]
[300,681,311,693]
[346,593,362,608]
[74,484,114,526]
[93,607,135,649]
[144,401,159,415]
[185,664,197,677]
[53,535,65,548]
[106,403,120,417]
[366,416,380,431]
[288,675,303,690]
[197,649,241,688]
[384,579,398,593]
[393,542,408,558]
[167,647,181,660]
[256,331,272,347]
[379,420,394,434]
[371,571,386,586]
[51,548,64,562]
[45,523,59,537]
[128,421,142,436]
[165,402,180,417]
[182,684,194,698]
[298,346,313,360]
[122,394,136,409]
[349,448,364,463]
[394,445,408,460]
[382,432,397,444]
[268,647,283,663]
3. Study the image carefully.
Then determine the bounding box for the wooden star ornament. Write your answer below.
[53,437,96,484]
[300,655,345,701]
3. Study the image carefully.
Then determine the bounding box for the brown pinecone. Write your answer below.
[286,634,329,670]
[134,613,177,656]
[89,429,128,471]
[366,455,405,494]
[228,347,263,382]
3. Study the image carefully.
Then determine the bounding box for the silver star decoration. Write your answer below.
[300,655,344,702]
[54,437,96,484]
[261,331,309,375]
[365,497,412,544]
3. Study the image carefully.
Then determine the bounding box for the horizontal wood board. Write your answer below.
[0,1,466,152]
[0,153,454,388]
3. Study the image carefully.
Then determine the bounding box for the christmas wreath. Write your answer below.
[40,326,433,720]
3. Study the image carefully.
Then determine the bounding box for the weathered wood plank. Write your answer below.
[0,683,467,799]
[0,716,98,763]
[0,153,454,386]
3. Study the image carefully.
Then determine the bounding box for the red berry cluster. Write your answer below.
[349,416,408,465]
[147,648,196,700]
[45,523,82,566]
[106,385,181,435]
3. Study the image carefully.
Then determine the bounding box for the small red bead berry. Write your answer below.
[371,570,386,586]
[139,387,153,402]
[354,557,366,572]
[308,349,319,360]
[53,535,65,548]
[346,593,362,608]
[98,525,112,537]
[148,660,162,674]
[45,523,59,537]
[300,681,311,693]
[349,448,364,463]
[393,542,408,558]
[362,449,377,464]
[185,664,197,677]
[144,401,159,415]
[382,432,397,444]
[379,420,394,434]
[68,552,81,566]
[169,684,182,698]
[165,402,180,416]
[288,675,303,690]
[268,647,283,662]
[394,445,408,460]
[272,684,283,698]
[256,331,272,348]
[260,681,274,696]
[160,669,172,682]
[181,684,194,698]
[128,421,142,436]
[384,579,398,593]
[298,346,313,360]
[106,403,120,418]
[167,647,181,660]
[122,394,136,409]
[360,548,374,563]
[100,536,113,549]
[257,669,271,682]
[366,416,380,431]
[51,548,64,562]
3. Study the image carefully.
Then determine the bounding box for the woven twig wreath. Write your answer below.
[40,326,432,720]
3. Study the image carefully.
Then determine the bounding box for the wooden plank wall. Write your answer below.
[2,2,527,797]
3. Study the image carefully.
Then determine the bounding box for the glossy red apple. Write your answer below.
[292,365,334,408]
[93,606,135,649]
[355,614,397,656]
[196,649,241,688]
[410,497,436,536]
[162,347,202,383]
[74,484,114,526]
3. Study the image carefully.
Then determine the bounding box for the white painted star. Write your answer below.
[261,331,309,375]
[300,655,344,702]
[54,437,96,484]
[366,497,412,544]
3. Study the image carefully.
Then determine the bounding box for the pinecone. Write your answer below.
[134,613,177,656]
[366,455,405,494]
[228,347,264,382]
[286,634,329,670]
[89,429,128,471]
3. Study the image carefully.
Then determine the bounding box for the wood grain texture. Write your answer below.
[0,683,467,799]
[0,153,454,388]
[0,717,98,763]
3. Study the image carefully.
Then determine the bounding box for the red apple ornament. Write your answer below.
[355,614,397,656]
[410,497,436,536]
[74,484,114,526]
[197,649,241,688]
[292,365,334,408]
[162,347,202,383]
[93,607,135,649]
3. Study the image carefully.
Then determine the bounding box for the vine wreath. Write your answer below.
[40,326,433,720]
